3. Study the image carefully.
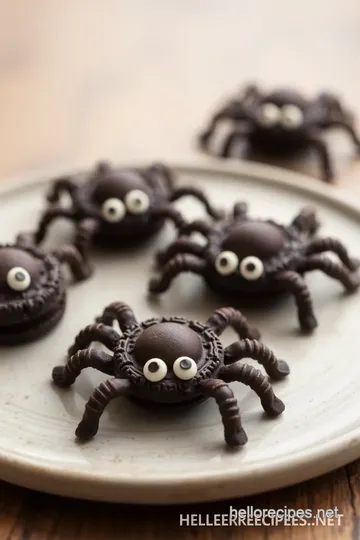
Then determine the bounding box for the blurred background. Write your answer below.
[0,0,359,185]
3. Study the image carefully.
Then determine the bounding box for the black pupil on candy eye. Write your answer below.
[15,272,26,282]
[219,257,229,267]
[134,198,141,206]
[108,207,116,214]
[180,359,191,370]
[148,361,159,373]
[245,262,256,272]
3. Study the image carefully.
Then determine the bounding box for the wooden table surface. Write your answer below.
[0,1,360,538]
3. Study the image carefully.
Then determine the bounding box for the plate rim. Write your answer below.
[1,157,360,504]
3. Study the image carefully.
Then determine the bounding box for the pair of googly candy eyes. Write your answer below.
[258,102,304,129]
[102,190,150,223]
[143,356,197,382]
[215,251,264,281]
[6,267,31,292]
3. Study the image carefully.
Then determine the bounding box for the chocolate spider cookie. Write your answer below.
[52,302,289,447]
[198,83,360,182]
[149,204,360,333]
[0,239,90,345]
[27,161,222,258]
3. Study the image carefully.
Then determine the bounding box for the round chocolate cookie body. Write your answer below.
[0,244,66,345]
[114,317,223,404]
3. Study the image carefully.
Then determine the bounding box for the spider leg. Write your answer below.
[148,254,207,294]
[233,201,248,219]
[179,219,214,238]
[156,237,206,267]
[198,379,247,447]
[46,176,79,204]
[75,379,131,441]
[52,348,115,388]
[95,302,139,332]
[298,255,360,292]
[152,205,186,230]
[198,103,249,150]
[219,363,285,417]
[306,134,334,183]
[327,120,360,151]
[74,218,100,257]
[239,83,260,106]
[34,206,77,244]
[205,307,261,341]
[290,206,320,237]
[272,270,318,332]
[169,187,223,220]
[53,244,93,282]
[305,237,359,270]
[224,339,289,380]
[219,126,250,158]
[144,162,175,193]
[67,323,121,357]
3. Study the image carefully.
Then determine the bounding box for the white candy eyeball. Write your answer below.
[239,256,264,281]
[6,267,31,292]
[125,189,150,215]
[101,198,126,223]
[215,251,239,276]
[258,103,280,126]
[280,104,304,129]
[143,358,168,382]
[173,356,198,380]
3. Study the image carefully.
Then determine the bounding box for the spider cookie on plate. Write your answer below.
[150,204,360,333]
[28,161,222,257]
[198,83,360,182]
[52,302,289,447]
[0,237,90,345]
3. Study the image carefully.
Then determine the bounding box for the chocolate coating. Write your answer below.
[0,248,42,292]
[222,222,285,260]
[133,322,203,367]
[92,170,151,205]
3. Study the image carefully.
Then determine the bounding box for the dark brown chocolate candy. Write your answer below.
[149,205,360,333]
[198,83,360,183]
[52,303,288,447]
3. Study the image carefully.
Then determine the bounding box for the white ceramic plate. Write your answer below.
[1,160,360,504]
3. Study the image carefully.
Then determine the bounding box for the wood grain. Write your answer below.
[0,1,360,538]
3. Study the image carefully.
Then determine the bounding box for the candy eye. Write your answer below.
[6,267,31,291]
[143,358,168,382]
[101,198,126,223]
[280,104,304,129]
[173,356,198,380]
[215,251,239,276]
[239,256,264,281]
[258,103,280,126]
[125,190,150,214]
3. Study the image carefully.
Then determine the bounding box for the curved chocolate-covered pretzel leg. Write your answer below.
[152,205,186,230]
[149,254,207,294]
[35,206,76,244]
[67,323,121,356]
[327,120,360,151]
[75,379,130,441]
[198,379,247,447]
[220,363,285,416]
[291,206,319,237]
[179,219,214,238]
[156,238,206,267]
[95,301,138,332]
[74,218,99,257]
[233,201,248,219]
[220,126,250,158]
[305,237,359,270]
[47,176,79,203]
[198,103,249,150]
[145,162,175,192]
[273,270,317,332]
[205,307,260,341]
[224,339,289,380]
[306,134,334,183]
[15,232,37,247]
[52,349,115,388]
[299,255,360,292]
[169,187,223,220]
[54,244,93,282]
